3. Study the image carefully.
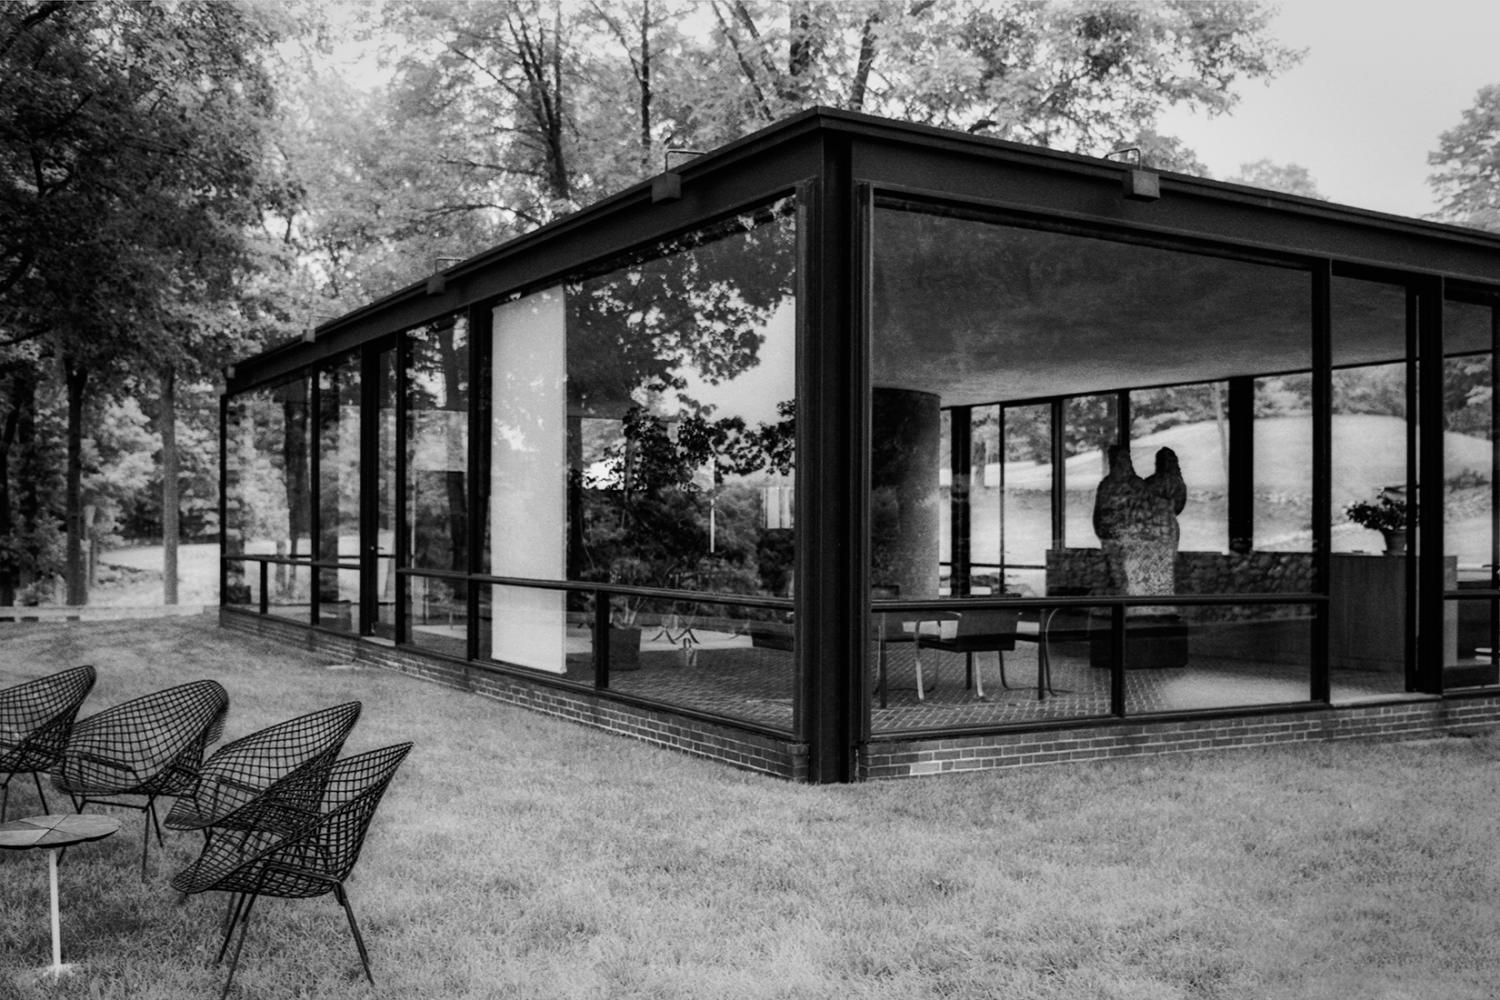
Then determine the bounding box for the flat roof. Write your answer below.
[229,107,1500,391]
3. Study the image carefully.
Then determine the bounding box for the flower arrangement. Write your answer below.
[1344,490,1409,533]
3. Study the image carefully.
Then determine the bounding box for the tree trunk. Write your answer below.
[0,380,19,606]
[64,358,88,606]
[160,365,180,604]
[638,0,652,171]
[16,372,37,598]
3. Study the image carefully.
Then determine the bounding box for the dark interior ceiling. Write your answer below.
[868,208,1411,406]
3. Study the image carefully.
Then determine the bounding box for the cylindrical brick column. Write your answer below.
[870,386,941,599]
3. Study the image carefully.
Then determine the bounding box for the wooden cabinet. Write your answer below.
[1329,554,1456,672]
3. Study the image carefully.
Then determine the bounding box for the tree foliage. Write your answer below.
[0,1,283,603]
[1429,83,1500,233]
[1227,158,1326,200]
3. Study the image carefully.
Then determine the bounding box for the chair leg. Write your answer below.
[914,646,926,701]
[970,652,985,700]
[30,771,51,815]
[148,797,165,845]
[221,892,260,1000]
[216,893,251,965]
[335,884,374,985]
[1,778,8,822]
[997,649,1012,690]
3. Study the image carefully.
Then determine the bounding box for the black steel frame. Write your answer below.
[218,109,1500,783]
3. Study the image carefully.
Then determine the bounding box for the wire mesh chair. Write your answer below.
[164,702,362,839]
[0,665,97,821]
[54,679,229,877]
[171,742,413,999]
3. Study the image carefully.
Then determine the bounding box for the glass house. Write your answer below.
[220,109,1500,783]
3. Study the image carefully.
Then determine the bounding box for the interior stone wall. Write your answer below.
[1045,548,1315,620]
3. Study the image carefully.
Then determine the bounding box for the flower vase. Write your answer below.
[1380,529,1408,556]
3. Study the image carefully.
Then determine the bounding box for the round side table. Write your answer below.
[0,813,121,978]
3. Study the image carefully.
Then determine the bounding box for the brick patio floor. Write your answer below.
[546,628,1413,734]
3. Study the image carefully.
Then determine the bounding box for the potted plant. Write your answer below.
[1345,487,1412,555]
[578,411,715,669]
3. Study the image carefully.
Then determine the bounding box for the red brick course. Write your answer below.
[222,610,1500,783]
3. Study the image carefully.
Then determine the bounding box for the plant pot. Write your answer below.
[608,626,642,671]
[1381,529,1408,556]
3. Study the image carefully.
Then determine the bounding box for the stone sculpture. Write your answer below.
[1093,444,1182,609]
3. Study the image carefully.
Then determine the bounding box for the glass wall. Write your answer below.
[316,354,361,633]
[406,319,470,658]
[1446,295,1499,688]
[224,374,312,623]
[870,200,1314,729]
[372,347,397,639]
[485,199,798,730]
[1328,277,1413,699]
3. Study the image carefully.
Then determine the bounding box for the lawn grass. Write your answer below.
[3,616,1500,999]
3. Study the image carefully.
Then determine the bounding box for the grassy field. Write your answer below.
[3,617,1500,999]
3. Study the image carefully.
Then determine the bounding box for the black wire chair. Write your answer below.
[164,701,362,840]
[54,679,229,877]
[171,742,413,999]
[0,665,97,821]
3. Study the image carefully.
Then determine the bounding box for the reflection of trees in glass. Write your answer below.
[407,320,469,575]
[1444,357,1492,439]
[1333,365,1407,419]
[566,202,795,417]
[567,202,797,599]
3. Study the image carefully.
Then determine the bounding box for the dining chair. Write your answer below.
[0,665,97,821]
[915,607,1022,700]
[164,701,362,839]
[53,678,229,877]
[171,742,413,999]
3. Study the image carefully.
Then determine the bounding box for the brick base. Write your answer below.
[860,695,1500,778]
[220,611,808,781]
[221,610,1500,784]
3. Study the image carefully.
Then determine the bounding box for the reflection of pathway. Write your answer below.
[488,628,1416,737]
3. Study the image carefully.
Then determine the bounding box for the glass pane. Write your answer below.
[373,349,397,640]
[223,558,255,611]
[1130,382,1229,553]
[1449,596,1499,688]
[1330,278,1411,701]
[407,319,469,575]
[224,377,311,615]
[406,575,468,660]
[938,409,952,593]
[1002,403,1051,596]
[1445,300,1494,586]
[267,563,312,625]
[317,355,360,633]
[486,199,797,695]
[1123,605,1315,713]
[1254,373,1313,552]
[870,202,1314,728]
[1063,393,1117,553]
[968,405,1002,594]
[869,602,1112,731]
[599,595,795,731]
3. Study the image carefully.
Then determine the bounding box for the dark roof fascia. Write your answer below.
[228,107,1500,392]
[813,106,1500,254]
[317,114,826,326]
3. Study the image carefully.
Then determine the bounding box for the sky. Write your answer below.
[1157,0,1499,220]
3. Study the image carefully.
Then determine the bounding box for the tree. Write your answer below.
[0,1,282,604]
[692,1,1298,156]
[1429,83,1500,233]
[1227,158,1327,199]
